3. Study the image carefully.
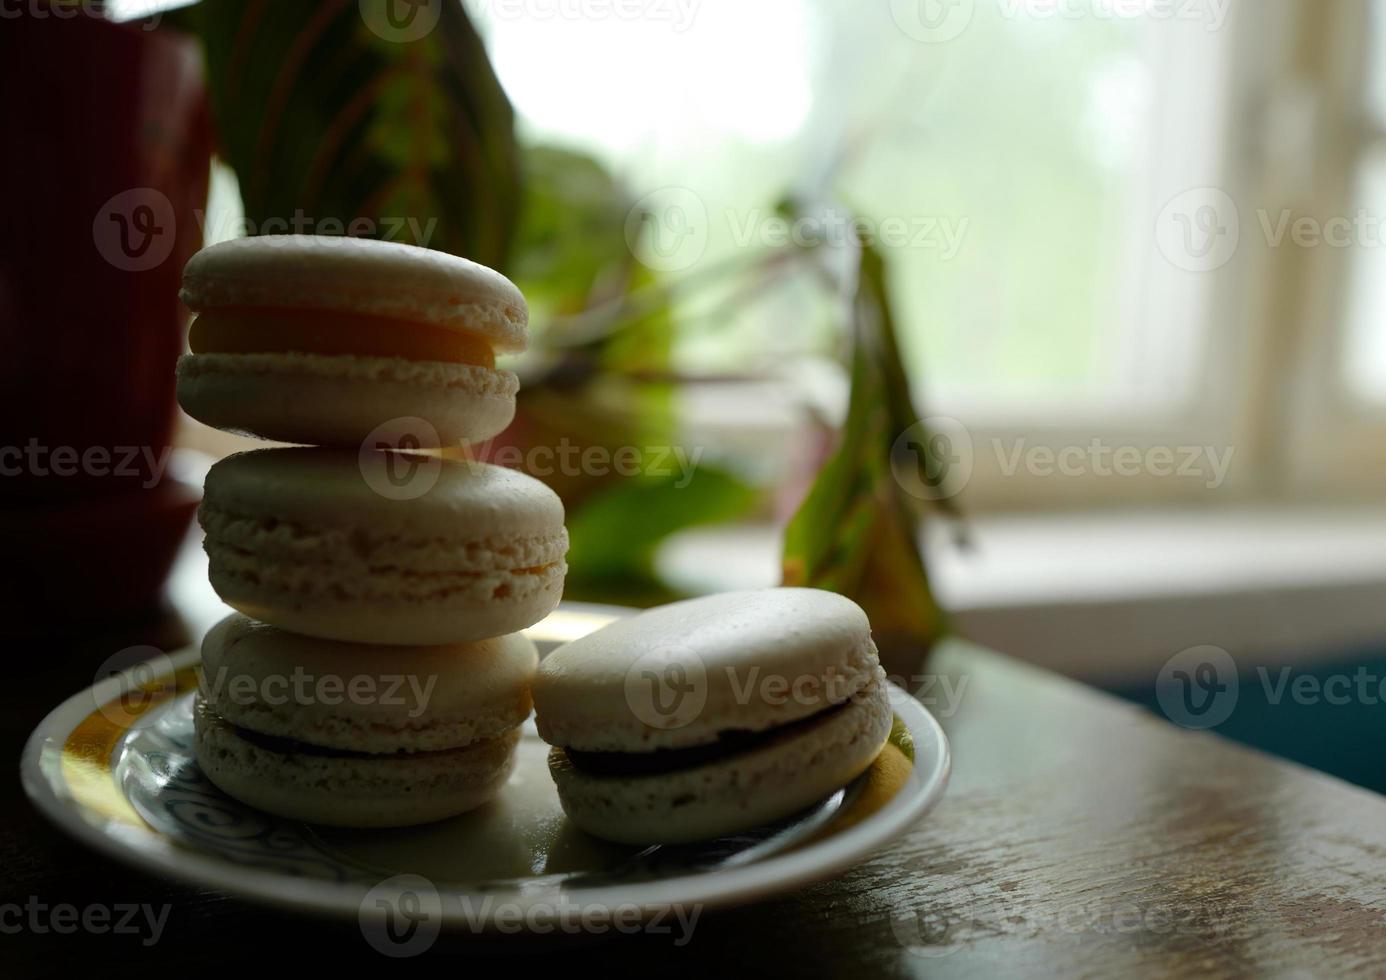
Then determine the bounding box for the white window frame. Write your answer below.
[1281,1,1386,499]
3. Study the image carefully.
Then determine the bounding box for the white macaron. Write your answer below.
[177,235,527,448]
[193,614,539,827]
[532,588,894,844]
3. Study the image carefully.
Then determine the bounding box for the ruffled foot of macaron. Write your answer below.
[532,588,894,845]
[176,236,528,448]
[193,614,539,827]
[198,447,568,645]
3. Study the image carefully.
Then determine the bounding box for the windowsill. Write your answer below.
[656,506,1386,685]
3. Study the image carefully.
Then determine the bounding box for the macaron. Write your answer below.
[193,614,538,827]
[532,588,893,844]
[199,447,568,645]
[176,235,527,448]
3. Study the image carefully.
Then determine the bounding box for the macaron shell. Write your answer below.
[547,674,894,845]
[180,236,529,352]
[195,701,520,828]
[198,614,539,753]
[533,588,880,752]
[176,352,518,447]
[199,450,568,645]
[202,447,565,534]
[211,568,565,646]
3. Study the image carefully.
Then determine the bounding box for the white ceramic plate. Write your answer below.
[21,606,950,934]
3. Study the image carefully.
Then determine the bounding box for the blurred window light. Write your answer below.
[1343,144,1386,403]
[475,0,1233,418]
[1344,5,1386,404]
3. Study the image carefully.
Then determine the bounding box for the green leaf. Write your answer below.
[566,466,759,604]
[188,0,519,266]
[782,243,948,674]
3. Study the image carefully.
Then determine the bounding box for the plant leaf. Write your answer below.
[782,243,948,676]
[565,466,759,605]
[188,0,519,266]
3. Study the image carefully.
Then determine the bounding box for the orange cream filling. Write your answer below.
[188,309,496,368]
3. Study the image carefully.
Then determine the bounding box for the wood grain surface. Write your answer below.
[8,614,1386,976]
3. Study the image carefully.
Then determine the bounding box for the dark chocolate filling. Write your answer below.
[564,700,852,777]
[232,725,430,760]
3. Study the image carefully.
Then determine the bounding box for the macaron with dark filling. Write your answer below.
[531,588,893,844]
[193,613,539,827]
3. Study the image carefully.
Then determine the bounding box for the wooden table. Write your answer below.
[9,603,1386,975]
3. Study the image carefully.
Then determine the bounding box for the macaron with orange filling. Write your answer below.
[176,235,526,448]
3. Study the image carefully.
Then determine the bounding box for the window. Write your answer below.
[474,0,1328,511]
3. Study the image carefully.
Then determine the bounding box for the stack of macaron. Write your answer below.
[177,235,568,827]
